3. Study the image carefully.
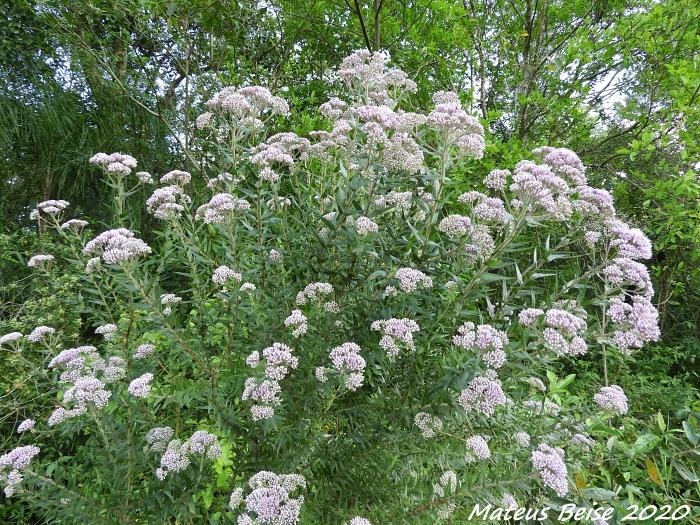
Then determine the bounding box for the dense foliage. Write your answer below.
[1,1,698,523]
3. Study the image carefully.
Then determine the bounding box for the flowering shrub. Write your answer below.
[0,50,667,523]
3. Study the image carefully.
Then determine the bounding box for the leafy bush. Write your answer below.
[1,51,697,524]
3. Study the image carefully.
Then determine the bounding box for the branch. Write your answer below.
[351,0,373,51]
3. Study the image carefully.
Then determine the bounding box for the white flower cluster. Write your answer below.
[83,228,152,264]
[47,345,126,426]
[160,169,191,186]
[31,199,70,220]
[146,185,191,220]
[133,343,156,359]
[195,193,250,223]
[60,219,89,231]
[95,323,118,341]
[390,268,433,294]
[295,282,334,305]
[0,445,41,497]
[89,152,138,176]
[212,265,242,286]
[152,430,221,480]
[284,310,308,338]
[371,318,420,358]
[355,216,379,235]
[433,470,458,519]
[243,343,299,420]
[128,373,154,398]
[414,412,443,438]
[160,293,182,316]
[228,471,306,525]
[27,254,54,268]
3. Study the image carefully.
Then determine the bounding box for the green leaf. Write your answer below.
[682,420,699,445]
[556,374,576,391]
[581,487,617,501]
[672,460,700,482]
[656,412,666,433]
[631,434,660,456]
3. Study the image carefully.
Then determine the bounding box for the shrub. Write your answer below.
[1,50,692,524]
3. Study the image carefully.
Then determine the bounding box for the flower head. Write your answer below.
[531,443,568,497]
[83,229,151,264]
[458,376,507,416]
[27,254,54,267]
[128,373,154,398]
[593,384,628,415]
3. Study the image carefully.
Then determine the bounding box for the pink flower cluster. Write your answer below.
[533,146,586,187]
[153,430,221,480]
[593,385,628,415]
[458,375,507,416]
[543,309,588,357]
[465,435,491,462]
[228,471,306,525]
[438,214,472,237]
[371,318,420,358]
[83,228,152,264]
[573,187,615,217]
[414,412,443,438]
[483,169,509,191]
[17,419,35,433]
[47,345,126,425]
[427,91,485,158]
[195,193,250,223]
[453,322,509,369]
[392,268,433,293]
[0,445,40,497]
[89,152,138,176]
[200,86,289,130]
[510,160,573,220]
[327,342,366,391]
[243,343,298,420]
[607,219,653,260]
[531,443,569,497]
[606,296,660,354]
[518,307,588,357]
[251,132,310,181]
[0,332,23,346]
[146,185,190,220]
